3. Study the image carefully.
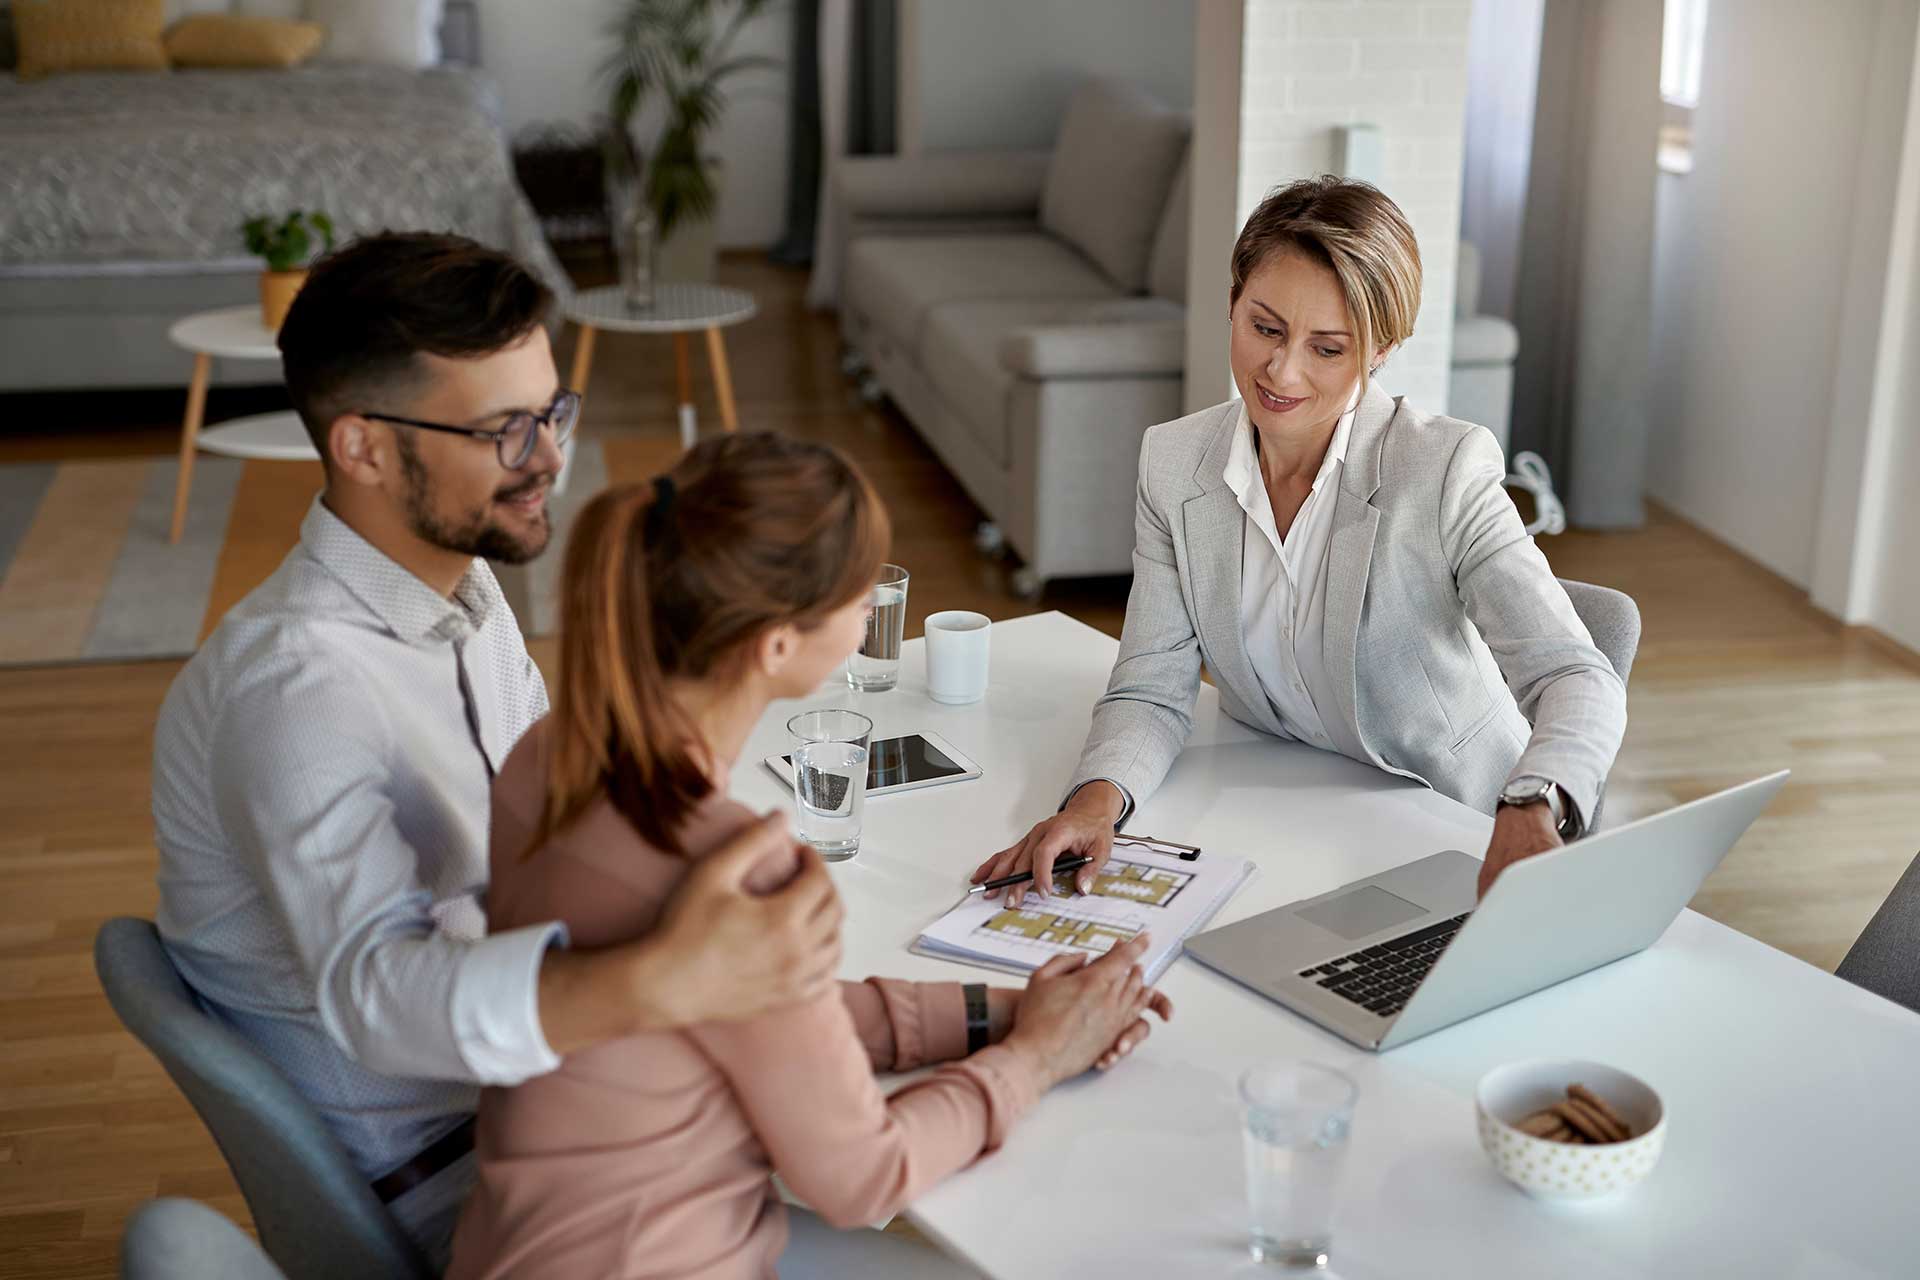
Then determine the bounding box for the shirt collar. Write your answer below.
[299,497,504,645]
[1224,386,1360,510]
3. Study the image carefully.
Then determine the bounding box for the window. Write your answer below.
[1659,0,1708,173]
[1661,0,1709,109]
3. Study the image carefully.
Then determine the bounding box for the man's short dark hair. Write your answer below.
[279,232,555,458]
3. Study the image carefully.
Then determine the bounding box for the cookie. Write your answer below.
[1516,1110,1563,1138]
[1552,1099,1612,1144]
[1568,1083,1633,1140]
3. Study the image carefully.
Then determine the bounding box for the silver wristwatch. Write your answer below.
[1499,775,1582,840]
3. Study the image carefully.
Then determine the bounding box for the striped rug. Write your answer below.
[0,435,687,668]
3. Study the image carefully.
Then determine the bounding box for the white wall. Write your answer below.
[1646,0,1904,586]
[1184,0,1470,413]
[1823,2,1920,652]
[474,0,792,249]
[898,0,1195,154]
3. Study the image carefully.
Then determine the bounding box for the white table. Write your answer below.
[564,283,758,447]
[166,306,317,543]
[731,612,1920,1279]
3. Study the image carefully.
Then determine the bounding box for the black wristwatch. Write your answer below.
[963,983,991,1053]
[1499,775,1582,841]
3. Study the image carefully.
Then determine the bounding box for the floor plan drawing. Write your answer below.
[1082,858,1192,907]
[978,907,1141,956]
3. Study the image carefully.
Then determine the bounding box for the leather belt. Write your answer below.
[371,1115,477,1204]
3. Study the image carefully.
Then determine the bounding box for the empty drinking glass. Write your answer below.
[791,739,867,862]
[1239,1062,1357,1270]
[847,564,908,692]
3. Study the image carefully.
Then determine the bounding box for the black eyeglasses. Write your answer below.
[362,388,582,470]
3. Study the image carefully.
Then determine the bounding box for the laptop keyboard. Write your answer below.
[1295,912,1472,1020]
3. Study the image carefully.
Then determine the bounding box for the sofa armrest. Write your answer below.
[1000,321,1186,380]
[834,149,1054,220]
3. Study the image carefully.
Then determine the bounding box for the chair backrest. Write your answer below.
[93,919,429,1280]
[1557,578,1641,686]
[1836,852,1920,1015]
[121,1198,286,1280]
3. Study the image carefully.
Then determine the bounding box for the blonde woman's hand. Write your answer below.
[969,781,1123,903]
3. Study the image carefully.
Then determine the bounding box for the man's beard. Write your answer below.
[395,434,552,565]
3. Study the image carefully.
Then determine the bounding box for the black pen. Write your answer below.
[968,856,1095,895]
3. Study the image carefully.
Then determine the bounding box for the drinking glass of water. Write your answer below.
[847,563,908,692]
[1239,1062,1356,1270]
[791,739,867,862]
[786,709,872,753]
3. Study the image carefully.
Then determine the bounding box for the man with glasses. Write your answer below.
[151,233,844,1266]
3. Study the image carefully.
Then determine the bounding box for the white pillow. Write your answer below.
[167,0,235,20]
[304,0,442,68]
[232,0,302,18]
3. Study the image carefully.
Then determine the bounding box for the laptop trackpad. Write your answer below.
[1296,885,1428,941]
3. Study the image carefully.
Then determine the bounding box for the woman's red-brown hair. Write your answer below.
[532,432,891,856]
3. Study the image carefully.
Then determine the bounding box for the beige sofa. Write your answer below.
[833,80,1191,596]
[831,80,1523,595]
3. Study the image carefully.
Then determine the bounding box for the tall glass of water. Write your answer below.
[791,739,867,862]
[1239,1062,1357,1270]
[847,563,908,692]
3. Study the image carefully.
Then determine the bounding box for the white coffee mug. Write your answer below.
[924,610,991,704]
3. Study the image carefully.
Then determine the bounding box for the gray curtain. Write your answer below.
[772,0,894,266]
[1510,0,1662,529]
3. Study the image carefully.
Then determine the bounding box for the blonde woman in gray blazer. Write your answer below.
[972,177,1627,903]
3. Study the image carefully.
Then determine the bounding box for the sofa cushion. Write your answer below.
[1451,314,1519,365]
[1147,146,1191,305]
[164,13,325,66]
[844,233,1118,357]
[919,296,1187,469]
[13,0,167,79]
[1040,79,1190,293]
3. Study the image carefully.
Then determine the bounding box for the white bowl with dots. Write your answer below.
[1475,1059,1666,1201]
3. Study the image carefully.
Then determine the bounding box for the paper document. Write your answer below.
[914,846,1256,983]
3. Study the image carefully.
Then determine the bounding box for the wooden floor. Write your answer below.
[2,255,1916,1277]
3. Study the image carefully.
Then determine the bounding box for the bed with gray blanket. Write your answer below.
[0,1,568,391]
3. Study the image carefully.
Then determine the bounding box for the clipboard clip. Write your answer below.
[1113,833,1202,861]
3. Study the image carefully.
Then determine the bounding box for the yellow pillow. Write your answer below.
[163,14,327,68]
[13,0,169,79]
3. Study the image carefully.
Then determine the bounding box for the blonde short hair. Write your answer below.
[1230,177,1422,379]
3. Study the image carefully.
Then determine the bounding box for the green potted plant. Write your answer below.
[602,0,775,284]
[241,210,336,330]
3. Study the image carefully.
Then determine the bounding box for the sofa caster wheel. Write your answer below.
[1010,567,1043,601]
[839,347,868,378]
[857,374,884,404]
[974,522,1005,556]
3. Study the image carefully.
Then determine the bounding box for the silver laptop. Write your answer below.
[1184,771,1789,1051]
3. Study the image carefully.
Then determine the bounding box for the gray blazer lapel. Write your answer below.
[1323,386,1398,751]
[1181,408,1286,737]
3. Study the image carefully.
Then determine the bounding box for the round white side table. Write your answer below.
[165,306,317,543]
[564,283,758,447]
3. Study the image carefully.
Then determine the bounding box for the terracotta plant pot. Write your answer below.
[259,269,308,330]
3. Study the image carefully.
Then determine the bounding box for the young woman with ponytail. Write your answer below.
[447,433,1173,1279]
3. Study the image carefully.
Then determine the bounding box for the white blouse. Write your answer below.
[1223,396,1358,752]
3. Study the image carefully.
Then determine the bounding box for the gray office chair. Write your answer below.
[1835,852,1920,1015]
[121,1198,286,1280]
[93,919,430,1280]
[1557,578,1641,686]
[1555,579,1641,831]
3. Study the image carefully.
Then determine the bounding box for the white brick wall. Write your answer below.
[1189,0,1470,412]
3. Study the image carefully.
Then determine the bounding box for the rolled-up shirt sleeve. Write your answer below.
[210,652,561,1085]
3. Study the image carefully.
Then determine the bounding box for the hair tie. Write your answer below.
[644,474,676,544]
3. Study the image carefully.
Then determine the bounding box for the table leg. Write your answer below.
[169,352,212,544]
[705,326,740,433]
[568,323,598,395]
[673,331,696,448]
